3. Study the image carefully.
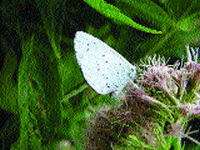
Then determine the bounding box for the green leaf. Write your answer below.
[17,35,43,149]
[17,34,63,148]
[83,0,162,34]
[0,49,18,114]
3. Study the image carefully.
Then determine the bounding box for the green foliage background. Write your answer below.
[0,0,199,149]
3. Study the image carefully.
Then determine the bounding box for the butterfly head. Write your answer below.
[128,65,137,80]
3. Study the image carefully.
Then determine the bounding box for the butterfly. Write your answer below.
[74,31,136,95]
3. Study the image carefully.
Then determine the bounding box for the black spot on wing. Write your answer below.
[106,83,110,88]
[115,84,119,88]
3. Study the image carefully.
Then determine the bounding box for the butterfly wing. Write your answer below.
[74,31,136,95]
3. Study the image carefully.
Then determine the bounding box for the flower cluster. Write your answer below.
[84,44,200,149]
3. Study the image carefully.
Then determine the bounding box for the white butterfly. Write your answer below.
[74,31,136,95]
